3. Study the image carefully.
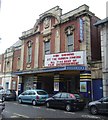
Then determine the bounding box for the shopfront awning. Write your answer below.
[13,66,87,75]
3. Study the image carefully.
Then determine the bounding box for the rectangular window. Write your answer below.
[67,34,74,52]
[27,46,32,63]
[44,41,50,54]
[5,82,9,89]
[17,57,20,70]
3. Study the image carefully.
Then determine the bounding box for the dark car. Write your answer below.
[46,92,86,112]
[0,89,16,101]
[88,97,108,115]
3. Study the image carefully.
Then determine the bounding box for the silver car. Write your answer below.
[88,97,108,115]
[18,89,49,105]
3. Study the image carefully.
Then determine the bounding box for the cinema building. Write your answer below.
[15,4,102,100]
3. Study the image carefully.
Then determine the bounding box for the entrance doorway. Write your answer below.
[61,75,80,93]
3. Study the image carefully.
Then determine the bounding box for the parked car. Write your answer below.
[18,89,49,105]
[0,89,16,101]
[0,99,5,115]
[88,97,108,115]
[46,92,86,112]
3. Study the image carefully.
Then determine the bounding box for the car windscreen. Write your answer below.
[37,91,47,95]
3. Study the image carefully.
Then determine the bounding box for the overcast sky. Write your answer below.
[0,0,108,54]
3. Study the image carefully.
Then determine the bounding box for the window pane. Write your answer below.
[54,93,61,98]
[44,41,50,54]
[61,93,68,98]
[67,34,74,52]
[37,91,47,95]
[28,46,32,63]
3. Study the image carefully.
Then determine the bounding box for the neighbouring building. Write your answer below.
[0,40,22,93]
[95,17,108,97]
[0,54,4,88]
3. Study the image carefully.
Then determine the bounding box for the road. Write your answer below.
[1,101,108,119]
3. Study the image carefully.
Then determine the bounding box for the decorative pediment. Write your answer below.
[43,17,50,29]
[65,25,75,35]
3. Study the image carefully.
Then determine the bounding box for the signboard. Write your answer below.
[45,51,86,67]
[54,82,59,91]
[79,18,84,42]
[80,82,87,92]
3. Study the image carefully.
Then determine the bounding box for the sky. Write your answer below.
[0,0,108,54]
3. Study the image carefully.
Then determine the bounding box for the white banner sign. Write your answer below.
[45,51,86,67]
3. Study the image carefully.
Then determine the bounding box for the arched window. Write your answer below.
[27,41,32,63]
[65,26,75,52]
[44,38,50,54]
[17,57,20,70]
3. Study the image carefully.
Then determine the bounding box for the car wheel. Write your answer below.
[90,106,98,115]
[18,98,22,104]
[46,102,50,108]
[32,100,37,106]
[66,104,71,112]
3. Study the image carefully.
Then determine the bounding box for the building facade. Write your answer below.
[95,17,108,97]
[13,4,102,100]
[0,54,4,88]
[0,4,103,100]
[0,40,22,93]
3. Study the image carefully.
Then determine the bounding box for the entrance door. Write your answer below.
[92,79,103,100]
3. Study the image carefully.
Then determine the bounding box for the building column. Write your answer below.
[18,76,23,95]
[80,71,92,101]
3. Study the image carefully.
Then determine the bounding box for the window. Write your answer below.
[67,34,74,52]
[28,91,36,95]
[27,41,32,63]
[5,82,9,89]
[22,91,28,95]
[44,40,50,54]
[28,46,32,63]
[17,57,20,70]
[7,61,10,68]
[37,90,47,95]
[53,93,61,98]
[65,26,75,52]
[103,97,108,102]
[61,93,68,98]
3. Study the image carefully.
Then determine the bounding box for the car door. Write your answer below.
[58,93,69,108]
[27,91,33,103]
[100,97,108,113]
[20,91,29,102]
[51,93,61,107]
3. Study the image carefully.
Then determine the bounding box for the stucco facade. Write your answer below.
[0,40,22,92]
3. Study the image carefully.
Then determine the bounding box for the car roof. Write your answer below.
[56,92,78,95]
[25,89,46,92]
